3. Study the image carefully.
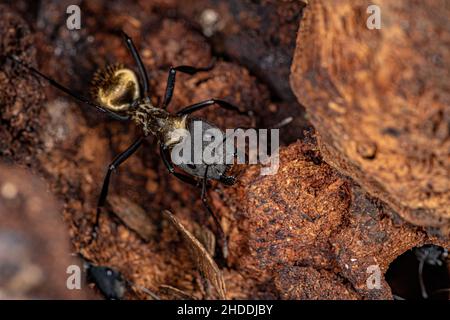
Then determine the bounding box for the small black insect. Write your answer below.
[8,31,251,258]
[84,262,159,300]
[86,264,127,300]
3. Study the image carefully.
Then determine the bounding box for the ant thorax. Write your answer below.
[130,100,188,147]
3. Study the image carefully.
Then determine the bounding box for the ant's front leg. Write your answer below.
[159,143,202,186]
[159,145,227,257]
[89,136,144,244]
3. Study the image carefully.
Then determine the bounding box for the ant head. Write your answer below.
[91,64,140,112]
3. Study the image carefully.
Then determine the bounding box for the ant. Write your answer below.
[81,256,159,300]
[8,31,251,258]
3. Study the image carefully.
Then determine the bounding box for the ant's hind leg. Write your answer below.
[120,31,150,96]
[161,61,215,109]
[89,136,144,244]
[6,55,130,121]
[159,145,226,256]
[176,99,251,117]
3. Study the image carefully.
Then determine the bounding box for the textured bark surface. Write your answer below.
[290,0,450,235]
[0,1,448,300]
[215,135,448,300]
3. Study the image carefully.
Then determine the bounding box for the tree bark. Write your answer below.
[290,0,450,235]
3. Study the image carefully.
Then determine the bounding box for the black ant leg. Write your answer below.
[201,166,228,259]
[91,136,145,242]
[159,144,201,186]
[159,145,227,256]
[176,99,251,116]
[120,31,150,96]
[162,61,215,109]
[6,55,129,121]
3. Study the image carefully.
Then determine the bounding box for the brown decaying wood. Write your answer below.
[290,0,450,235]
[1,1,448,300]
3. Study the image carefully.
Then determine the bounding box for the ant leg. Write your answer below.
[91,136,144,243]
[176,99,251,116]
[201,166,228,259]
[6,55,130,121]
[120,31,150,96]
[162,61,215,109]
[159,144,201,186]
[159,145,226,256]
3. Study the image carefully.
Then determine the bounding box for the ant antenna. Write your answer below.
[6,55,130,121]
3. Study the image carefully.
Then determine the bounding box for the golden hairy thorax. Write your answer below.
[91,64,140,111]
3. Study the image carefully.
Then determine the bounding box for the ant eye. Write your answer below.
[91,64,140,112]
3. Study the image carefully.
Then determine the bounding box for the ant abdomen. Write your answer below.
[91,64,140,112]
